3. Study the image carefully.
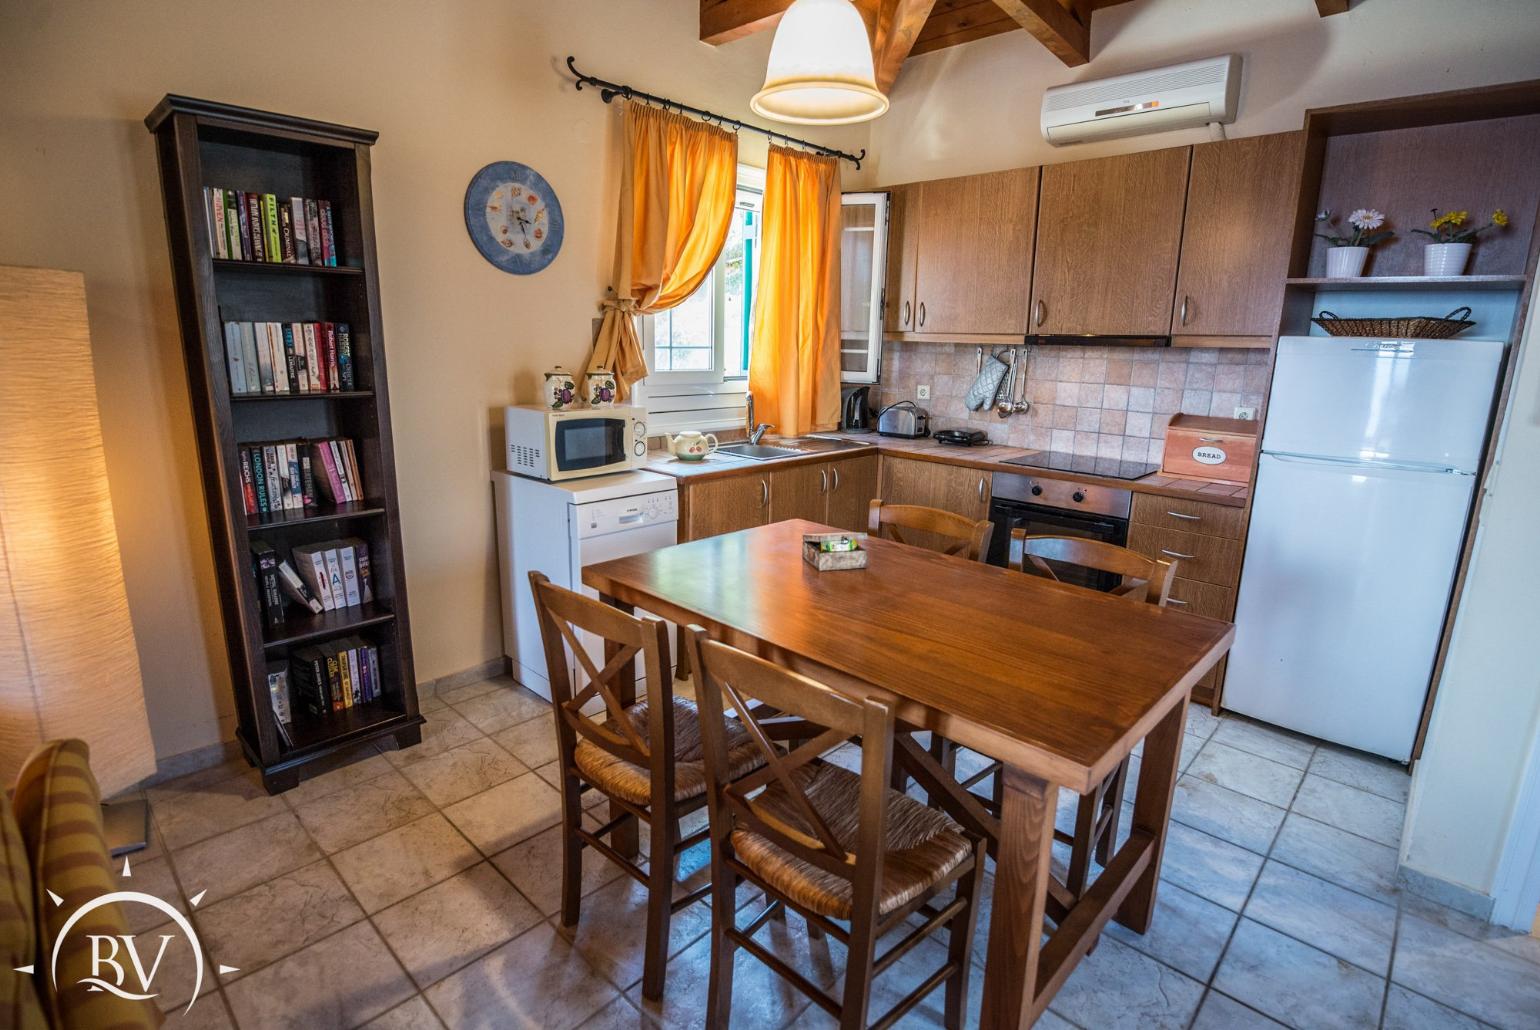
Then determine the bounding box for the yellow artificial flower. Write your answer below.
[1430,209,1468,230]
[1493,209,1510,227]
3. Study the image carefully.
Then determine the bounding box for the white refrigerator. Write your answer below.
[1226,335,1505,761]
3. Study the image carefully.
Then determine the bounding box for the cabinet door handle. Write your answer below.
[760,479,769,507]
[1167,597,1189,607]
[1166,510,1201,521]
[903,300,911,327]
[1160,548,1196,560]
[820,469,828,493]
[918,301,927,328]
[978,477,986,502]
[1180,295,1191,326]
[832,467,841,491]
[1034,299,1046,328]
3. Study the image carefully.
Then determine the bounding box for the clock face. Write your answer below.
[464,162,564,274]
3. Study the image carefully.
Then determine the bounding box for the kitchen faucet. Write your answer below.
[745,392,774,444]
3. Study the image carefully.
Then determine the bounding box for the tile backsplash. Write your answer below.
[874,341,1271,462]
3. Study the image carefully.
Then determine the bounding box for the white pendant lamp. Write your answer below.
[751,0,889,126]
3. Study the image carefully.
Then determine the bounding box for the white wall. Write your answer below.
[0,0,862,763]
[858,0,1540,186]
[1402,277,1540,900]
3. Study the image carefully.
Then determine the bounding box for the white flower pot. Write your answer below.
[1325,246,1369,278]
[1423,242,1472,277]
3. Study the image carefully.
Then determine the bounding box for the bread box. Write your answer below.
[1161,414,1257,484]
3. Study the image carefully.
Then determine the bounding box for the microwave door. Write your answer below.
[554,418,626,473]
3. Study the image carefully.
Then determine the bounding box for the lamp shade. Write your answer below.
[0,266,156,797]
[751,0,889,125]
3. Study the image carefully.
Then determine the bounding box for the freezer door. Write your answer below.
[1226,453,1476,761]
[1265,336,1504,471]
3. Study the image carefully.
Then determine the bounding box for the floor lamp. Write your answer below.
[0,265,158,852]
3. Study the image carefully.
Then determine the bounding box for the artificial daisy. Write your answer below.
[1348,209,1385,231]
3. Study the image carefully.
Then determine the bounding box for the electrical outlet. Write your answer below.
[1234,406,1257,420]
[916,383,931,400]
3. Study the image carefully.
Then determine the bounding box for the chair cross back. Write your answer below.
[867,500,994,562]
[1007,530,1177,606]
[529,571,670,767]
[693,633,896,883]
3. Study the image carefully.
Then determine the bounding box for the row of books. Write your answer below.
[252,536,376,626]
[239,437,365,517]
[292,637,384,719]
[224,320,355,396]
[203,186,338,265]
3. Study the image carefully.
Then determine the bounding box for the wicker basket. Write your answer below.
[1311,306,1474,339]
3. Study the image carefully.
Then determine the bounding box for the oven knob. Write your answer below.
[1072,490,1086,503]
[1030,484,1043,496]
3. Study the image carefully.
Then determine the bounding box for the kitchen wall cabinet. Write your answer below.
[1171,132,1306,344]
[840,193,888,384]
[878,456,991,522]
[883,169,1037,339]
[682,473,768,541]
[1030,148,1190,336]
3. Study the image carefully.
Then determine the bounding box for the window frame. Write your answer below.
[636,165,764,433]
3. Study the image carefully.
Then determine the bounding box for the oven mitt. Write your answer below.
[965,353,1010,411]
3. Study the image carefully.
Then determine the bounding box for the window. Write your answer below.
[639,166,763,431]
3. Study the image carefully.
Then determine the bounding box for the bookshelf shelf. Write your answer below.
[148,94,422,794]
[212,258,364,278]
[231,391,375,403]
[262,602,395,650]
[246,501,387,533]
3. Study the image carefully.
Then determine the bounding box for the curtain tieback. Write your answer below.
[600,296,640,316]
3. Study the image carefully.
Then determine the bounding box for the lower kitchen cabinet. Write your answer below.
[681,472,768,541]
[769,463,828,524]
[826,455,879,531]
[878,456,991,522]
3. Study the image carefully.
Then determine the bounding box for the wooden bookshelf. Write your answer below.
[146,95,422,793]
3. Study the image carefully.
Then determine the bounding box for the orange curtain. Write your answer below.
[748,145,842,436]
[585,104,737,401]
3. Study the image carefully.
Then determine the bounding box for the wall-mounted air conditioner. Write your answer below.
[1041,54,1241,146]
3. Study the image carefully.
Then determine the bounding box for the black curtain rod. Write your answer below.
[566,56,866,169]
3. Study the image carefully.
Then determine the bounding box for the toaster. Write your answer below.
[877,400,930,439]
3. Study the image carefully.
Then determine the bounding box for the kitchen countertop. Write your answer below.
[645,432,1251,507]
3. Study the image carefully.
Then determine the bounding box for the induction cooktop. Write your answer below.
[1001,450,1160,481]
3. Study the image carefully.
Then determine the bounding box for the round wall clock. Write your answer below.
[464,161,564,274]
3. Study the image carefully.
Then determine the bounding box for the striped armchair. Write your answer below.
[3,740,161,1029]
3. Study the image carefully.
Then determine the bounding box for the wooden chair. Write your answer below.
[867,499,994,562]
[528,572,766,1000]
[685,627,987,1030]
[986,530,1178,897]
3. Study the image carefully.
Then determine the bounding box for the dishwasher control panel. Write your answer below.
[575,490,679,537]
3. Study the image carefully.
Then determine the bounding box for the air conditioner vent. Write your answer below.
[1041,54,1241,146]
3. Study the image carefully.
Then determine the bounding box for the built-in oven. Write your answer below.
[986,472,1132,592]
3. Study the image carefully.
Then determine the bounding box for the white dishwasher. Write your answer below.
[493,469,679,702]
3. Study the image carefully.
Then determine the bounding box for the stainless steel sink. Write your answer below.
[717,442,806,460]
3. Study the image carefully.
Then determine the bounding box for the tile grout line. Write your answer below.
[1181,736,1316,1030]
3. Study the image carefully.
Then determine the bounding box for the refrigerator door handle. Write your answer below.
[1266,451,1471,476]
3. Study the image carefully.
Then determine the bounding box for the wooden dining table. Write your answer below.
[582,518,1234,1028]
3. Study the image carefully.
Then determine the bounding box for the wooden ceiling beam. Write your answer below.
[988,0,1091,66]
[700,0,794,46]
[863,0,940,93]
[1315,0,1351,15]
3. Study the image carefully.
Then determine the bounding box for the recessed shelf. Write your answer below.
[212,258,364,277]
[231,391,374,403]
[262,602,394,651]
[246,501,386,532]
[1287,275,1528,292]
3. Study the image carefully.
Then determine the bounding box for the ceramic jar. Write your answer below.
[544,366,576,410]
[586,369,617,408]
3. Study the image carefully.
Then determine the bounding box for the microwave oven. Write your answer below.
[504,404,649,481]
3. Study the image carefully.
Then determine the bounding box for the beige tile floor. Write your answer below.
[131,677,1540,1029]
